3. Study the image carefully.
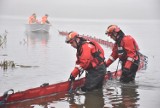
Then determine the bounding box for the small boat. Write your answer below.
[25,23,51,32]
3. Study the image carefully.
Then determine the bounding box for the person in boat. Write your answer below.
[41,14,50,24]
[66,31,106,92]
[28,13,39,24]
[105,25,140,83]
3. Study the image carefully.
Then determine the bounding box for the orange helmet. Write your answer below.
[105,25,120,36]
[65,31,79,43]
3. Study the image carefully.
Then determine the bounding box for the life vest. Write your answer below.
[106,35,139,68]
[116,37,126,61]
[117,35,139,62]
[41,16,48,24]
[77,40,105,69]
[71,39,106,78]
[29,16,37,24]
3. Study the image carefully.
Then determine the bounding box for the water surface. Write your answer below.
[0,17,160,108]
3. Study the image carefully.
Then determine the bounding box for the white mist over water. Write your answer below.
[0,0,160,107]
[0,17,160,107]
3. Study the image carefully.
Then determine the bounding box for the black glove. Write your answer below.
[122,68,131,77]
[69,74,75,81]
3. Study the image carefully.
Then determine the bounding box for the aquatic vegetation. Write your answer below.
[0,60,39,71]
[0,30,7,48]
[0,60,15,70]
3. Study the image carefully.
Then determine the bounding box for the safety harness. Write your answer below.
[78,40,105,67]
[116,35,139,65]
[76,39,105,77]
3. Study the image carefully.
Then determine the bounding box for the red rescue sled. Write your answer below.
[0,70,122,106]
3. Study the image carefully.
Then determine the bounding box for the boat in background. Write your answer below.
[25,23,51,32]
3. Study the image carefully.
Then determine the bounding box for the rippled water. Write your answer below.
[0,17,160,108]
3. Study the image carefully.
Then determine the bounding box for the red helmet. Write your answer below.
[105,25,120,36]
[65,31,79,43]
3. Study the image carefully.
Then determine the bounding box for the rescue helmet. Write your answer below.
[105,25,120,37]
[65,31,79,43]
[32,13,36,16]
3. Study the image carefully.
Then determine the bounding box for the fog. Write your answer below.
[0,0,160,20]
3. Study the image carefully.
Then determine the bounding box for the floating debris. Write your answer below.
[16,64,39,68]
[0,54,8,56]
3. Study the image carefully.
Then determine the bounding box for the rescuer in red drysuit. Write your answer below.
[105,25,140,83]
[41,14,50,24]
[28,13,39,24]
[66,31,106,92]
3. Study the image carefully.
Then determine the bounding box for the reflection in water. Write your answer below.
[25,31,50,46]
[84,90,104,108]
[3,90,104,108]
[3,92,67,108]
[104,81,140,108]
[68,90,104,108]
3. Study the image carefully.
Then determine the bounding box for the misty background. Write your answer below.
[0,0,160,107]
[0,0,160,20]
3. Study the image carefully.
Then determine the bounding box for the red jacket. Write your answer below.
[71,40,105,78]
[41,16,48,24]
[28,16,38,24]
[106,35,139,69]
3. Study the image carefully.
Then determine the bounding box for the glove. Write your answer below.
[122,68,131,77]
[69,74,75,81]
